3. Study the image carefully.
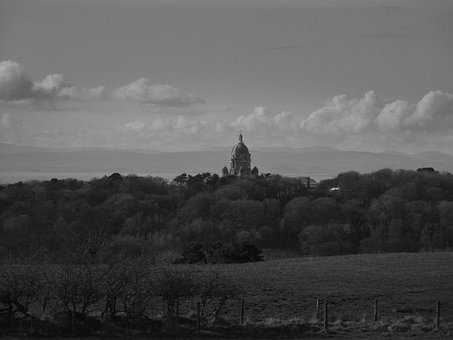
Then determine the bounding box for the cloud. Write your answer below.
[1,60,203,110]
[0,60,104,103]
[3,59,453,154]
[375,99,411,132]
[0,61,34,101]
[142,115,209,135]
[32,74,67,98]
[231,106,296,132]
[301,91,380,134]
[300,90,453,135]
[124,120,146,132]
[58,85,105,101]
[404,90,453,129]
[33,73,105,101]
[113,78,205,107]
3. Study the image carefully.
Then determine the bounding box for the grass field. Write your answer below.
[3,252,453,339]
[2,335,451,340]
[188,252,453,324]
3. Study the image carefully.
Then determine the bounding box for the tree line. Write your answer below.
[0,261,240,335]
[1,168,453,263]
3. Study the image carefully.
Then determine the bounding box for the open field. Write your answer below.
[2,336,452,340]
[189,252,453,324]
[3,252,453,339]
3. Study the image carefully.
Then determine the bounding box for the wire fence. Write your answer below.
[148,293,451,331]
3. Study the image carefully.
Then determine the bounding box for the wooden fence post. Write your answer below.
[197,301,201,333]
[240,298,245,325]
[315,298,320,320]
[373,298,378,322]
[435,300,440,330]
[323,301,328,331]
[71,310,75,336]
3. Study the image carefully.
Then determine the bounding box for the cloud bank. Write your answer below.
[0,61,105,103]
[33,73,105,101]
[0,60,204,108]
[300,90,453,136]
[231,106,297,133]
[2,60,453,153]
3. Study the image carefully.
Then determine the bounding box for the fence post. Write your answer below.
[435,300,440,330]
[323,301,328,331]
[240,298,245,325]
[315,298,320,320]
[71,310,75,336]
[373,298,378,322]
[197,301,201,333]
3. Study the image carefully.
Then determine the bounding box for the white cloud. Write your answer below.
[3,60,453,154]
[58,85,105,101]
[122,115,211,140]
[33,73,105,101]
[1,60,204,109]
[0,61,104,103]
[113,78,205,107]
[375,99,411,132]
[301,91,380,134]
[33,73,67,98]
[300,90,453,136]
[174,115,208,134]
[0,61,33,101]
[149,116,208,134]
[404,90,453,129]
[231,106,296,132]
[124,120,146,132]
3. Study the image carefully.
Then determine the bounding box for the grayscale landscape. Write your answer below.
[1,0,453,339]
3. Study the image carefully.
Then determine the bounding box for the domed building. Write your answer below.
[226,133,256,176]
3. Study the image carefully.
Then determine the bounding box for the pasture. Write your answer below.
[191,252,453,323]
[2,252,453,339]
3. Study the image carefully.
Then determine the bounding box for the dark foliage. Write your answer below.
[177,241,263,264]
[0,262,240,336]
[1,169,453,262]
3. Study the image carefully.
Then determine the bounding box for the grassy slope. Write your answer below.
[193,252,453,323]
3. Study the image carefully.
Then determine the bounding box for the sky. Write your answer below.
[0,0,453,153]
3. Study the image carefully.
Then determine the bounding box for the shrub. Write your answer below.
[51,264,104,316]
[0,265,50,320]
[194,270,241,324]
[153,267,197,330]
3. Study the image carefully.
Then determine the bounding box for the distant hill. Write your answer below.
[1,142,453,183]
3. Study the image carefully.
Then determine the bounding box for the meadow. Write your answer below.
[2,252,453,339]
[190,252,453,324]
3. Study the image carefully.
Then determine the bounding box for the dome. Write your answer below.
[231,134,250,157]
[232,141,249,157]
[228,133,252,176]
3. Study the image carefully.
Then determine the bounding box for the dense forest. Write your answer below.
[1,168,453,264]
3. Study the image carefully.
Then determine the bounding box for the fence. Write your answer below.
[147,295,450,333]
[0,293,450,336]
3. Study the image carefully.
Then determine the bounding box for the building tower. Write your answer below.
[230,133,251,176]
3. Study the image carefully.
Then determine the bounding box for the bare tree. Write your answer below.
[0,265,45,326]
